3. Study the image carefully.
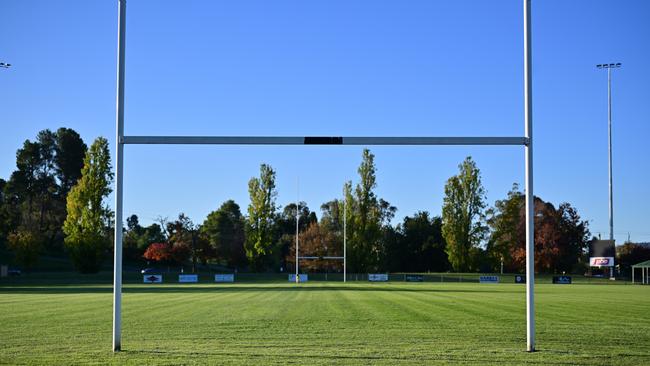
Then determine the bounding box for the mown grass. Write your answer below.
[1,275,648,365]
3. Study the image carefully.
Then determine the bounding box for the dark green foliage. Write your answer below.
[54,128,87,195]
[385,212,448,273]
[617,243,650,276]
[201,200,247,268]
[0,128,86,255]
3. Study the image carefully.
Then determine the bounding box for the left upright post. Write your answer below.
[113,0,127,353]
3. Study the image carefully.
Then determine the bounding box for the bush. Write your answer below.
[7,229,42,270]
[65,232,108,274]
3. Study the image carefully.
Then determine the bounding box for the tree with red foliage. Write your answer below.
[488,186,590,274]
[143,242,171,263]
[170,242,191,265]
[286,222,342,272]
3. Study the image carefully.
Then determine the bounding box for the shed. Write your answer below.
[632,260,650,284]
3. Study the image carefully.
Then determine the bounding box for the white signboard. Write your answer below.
[589,257,615,267]
[143,274,162,283]
[215,274,235,283]
[178,274,198,283]
[288,274,308,282]
[369,274,388,282]
[479,275,499,284]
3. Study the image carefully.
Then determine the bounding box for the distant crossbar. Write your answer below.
[298,256,345,260]
[122,136,528,146]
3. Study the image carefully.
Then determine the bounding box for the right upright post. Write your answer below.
[524,0,535,352]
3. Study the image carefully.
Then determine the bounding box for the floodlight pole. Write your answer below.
[112,0,126,353]
[524,0,535,353]
[596,62,620,279]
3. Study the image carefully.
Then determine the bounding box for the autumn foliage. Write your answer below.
[143,243,171,263]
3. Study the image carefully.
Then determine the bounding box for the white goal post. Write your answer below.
[111,0,535,353]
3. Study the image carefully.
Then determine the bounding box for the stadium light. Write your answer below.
[0,62,11,69]
[596,61,622,280]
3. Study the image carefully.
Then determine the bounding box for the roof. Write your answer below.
[632,260,650,268]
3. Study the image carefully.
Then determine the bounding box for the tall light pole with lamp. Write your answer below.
[596,62,621,279]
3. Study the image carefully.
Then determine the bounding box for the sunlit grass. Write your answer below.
[1,276,648,365]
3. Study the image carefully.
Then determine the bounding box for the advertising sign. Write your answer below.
[479,275,499,284]
[589,240,615,267]
[143,274,162,283]
[368,274,389,282]
[405,275,424,282]
[552,276,572,284]
[289,274,308,282]
[589,257,615,267]
[215,274,235,283]
[178,274,198,283]
[515,275,526,284]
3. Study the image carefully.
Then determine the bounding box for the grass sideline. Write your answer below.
[1,274,648,365]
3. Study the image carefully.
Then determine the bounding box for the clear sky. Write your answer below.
[1,0,649,243]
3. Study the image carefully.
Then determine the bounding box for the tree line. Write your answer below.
[3,128,648,274]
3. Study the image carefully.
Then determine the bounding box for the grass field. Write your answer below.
[1,274,649,365]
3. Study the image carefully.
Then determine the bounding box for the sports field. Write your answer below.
[1,275,649,365]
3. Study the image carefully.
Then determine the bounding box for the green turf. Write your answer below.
[1,276,649,365]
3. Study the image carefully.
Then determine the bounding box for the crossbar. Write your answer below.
[298,256,345,260]
[122,136,527,146]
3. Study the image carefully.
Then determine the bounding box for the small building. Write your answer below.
[631,260,650,284]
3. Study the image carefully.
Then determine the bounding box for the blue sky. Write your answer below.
[1,0,649,243]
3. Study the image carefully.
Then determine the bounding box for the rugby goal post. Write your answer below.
[112,0,536,352]
[295,191,347,283]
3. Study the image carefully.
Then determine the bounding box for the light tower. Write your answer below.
[596,62,621,279]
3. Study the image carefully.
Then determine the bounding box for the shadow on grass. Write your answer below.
[0,284,524,295]
[118,348,579,366]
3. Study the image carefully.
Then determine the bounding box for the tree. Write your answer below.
[245,164,278,271]
[165,213,198,271]
[442,156,488,272]
[63,137,113,273]
[396,212,448,272]
[617,243,650,277]
[346,149,396,273]
[7,229,42,270]
[54,128,87,195]
[201,200,247,268]
[143,242,171,263]
[274,201,314,271]
[170,242,192,266]
[486,184,525,272]
[1,128,86,254]
[286,221,341,272]
[490,193,590,274]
